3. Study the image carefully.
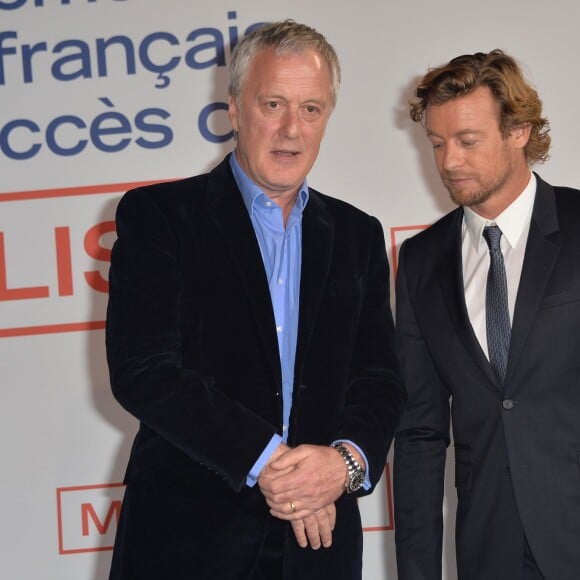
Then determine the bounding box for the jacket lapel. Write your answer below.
[205,156,281,383]
[436,209,499,387]
[506,174,560,384]
[294,191,333,381]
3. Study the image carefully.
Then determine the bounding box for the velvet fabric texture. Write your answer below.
[394,174,580,580]
[106,155,405,579]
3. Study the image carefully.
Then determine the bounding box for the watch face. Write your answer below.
[348,471,365,493]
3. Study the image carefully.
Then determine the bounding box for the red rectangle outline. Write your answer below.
[0,179,169,338]
[54,473,390,550]
[362,462,394,533]
[390,225,429,274]
[54,470,391,552]
[0,179,168,203]
[56,482,125,555]
[0,320,106,338]
[1,186,423,338]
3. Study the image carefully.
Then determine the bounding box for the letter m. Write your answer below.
[81,500,121,536]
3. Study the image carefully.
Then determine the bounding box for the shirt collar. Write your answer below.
[463,171,536,252]
[229,151,309,216]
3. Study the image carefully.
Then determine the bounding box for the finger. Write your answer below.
[266,458,297,473]
[266,492,326,516]
[301,515,322,550]
[259,463,294,481]
[269,445,310,470]
[261,470,303,497]
[260,482,301,504]
[258,467,295,495]
[314,509,333,548]
[325,503,337,530]
[290,519,307,548]
[261,471,324,506]
[268,500,317,521]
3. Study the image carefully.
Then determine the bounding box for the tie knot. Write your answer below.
[483,225,502,251]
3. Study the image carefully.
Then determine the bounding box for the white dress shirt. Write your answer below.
[462,172,536,359]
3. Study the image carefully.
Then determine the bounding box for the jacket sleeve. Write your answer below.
[393,240,451,580]
[105,187,277,492]
[336,216,406,495]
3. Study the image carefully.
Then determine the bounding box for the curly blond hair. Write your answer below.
[410,50,550,164]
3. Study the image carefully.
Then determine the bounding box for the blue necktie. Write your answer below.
[483,226,511,384]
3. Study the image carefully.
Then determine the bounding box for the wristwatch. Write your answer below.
[332,442,366,493]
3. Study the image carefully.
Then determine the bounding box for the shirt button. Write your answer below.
[276,325,283,333]
[282,424,288,432]
[502,399,515,410]
[278,278,284,285]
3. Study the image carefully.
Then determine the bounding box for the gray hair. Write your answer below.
[228,19,341,107]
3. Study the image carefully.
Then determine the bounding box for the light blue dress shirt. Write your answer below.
[229,154,370,490]
[230,153,304,484]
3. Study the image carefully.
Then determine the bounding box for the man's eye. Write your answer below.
[461,141,476,148]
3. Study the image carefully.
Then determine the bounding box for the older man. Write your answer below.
[106,20,404,580]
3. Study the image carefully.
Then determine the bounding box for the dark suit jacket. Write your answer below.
[394,174,580,580]
[106,155,405,580]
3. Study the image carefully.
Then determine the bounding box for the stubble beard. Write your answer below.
[443,162,514,209]
[446,179,493,207]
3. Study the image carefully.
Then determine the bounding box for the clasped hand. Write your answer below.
[258,443,347,550]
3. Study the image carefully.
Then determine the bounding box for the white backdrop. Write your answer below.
[2,1,579,579]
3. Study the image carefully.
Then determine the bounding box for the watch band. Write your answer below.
[332,442,366,493]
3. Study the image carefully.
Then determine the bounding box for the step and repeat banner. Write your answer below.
[2,1,579,579]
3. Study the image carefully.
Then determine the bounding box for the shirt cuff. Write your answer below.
[246,433,283,487]
[332,439,371,490]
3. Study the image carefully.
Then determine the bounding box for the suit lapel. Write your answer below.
[294,191,333,381]
[205,157,281,383]
[436,209,499,387]
[506,174,560,384]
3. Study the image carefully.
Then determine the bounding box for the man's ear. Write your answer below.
[228,96,239,133]
[511,122,532,149]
